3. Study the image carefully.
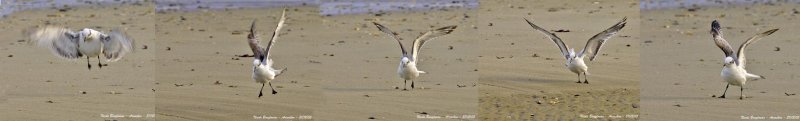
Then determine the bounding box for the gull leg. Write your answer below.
[739,86,744,100]
[411,80,415,89]
[583,72,589,84]
[403,80,408,91]
[719,84,729,98]
[270,81,277,94]
[97,56,103,68]
[575,74,582,83]
[258,83,265,98]
[86,57,92,69]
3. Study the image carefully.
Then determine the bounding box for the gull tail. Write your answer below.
[275,68,288,77]
[418,71,427,74]
[746,73,765,81]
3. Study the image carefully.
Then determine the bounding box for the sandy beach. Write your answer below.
[641,3,800,121]
[0,4,156,121]
[477,0,640,120]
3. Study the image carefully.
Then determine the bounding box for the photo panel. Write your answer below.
[641,1,800,120]
[478,0,640,120]
[0,1,155,120]
[314,0,479,120]
[154,1,321,120]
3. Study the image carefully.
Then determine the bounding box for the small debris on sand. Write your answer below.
[236,54,254,57]
[553,29,570,32]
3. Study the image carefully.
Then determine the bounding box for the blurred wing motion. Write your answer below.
[102,30,135,62]
[30,26,81,59]
[411,25,457,61]
[580,17,627,61]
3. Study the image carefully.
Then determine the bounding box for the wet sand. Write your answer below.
[0,4,156,120]
[641,3,800,121]
[154,7,322,120]
[478,0,640,120]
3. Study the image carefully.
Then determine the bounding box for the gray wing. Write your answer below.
[411,25,457,61]
[710,20,737,63]
[263,8,287,59]
[373,22,408,57]
[525,18,570,60]
[30,26,82,59]
[736,28,779,68]
[101,30,135,62]
[248,19,265,60]
[579,17,627,61]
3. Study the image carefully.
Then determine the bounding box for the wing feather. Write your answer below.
[736,28,778,68]
[373,22,408,57]
[524,18,571,60]
[411,25,457,61]
[102,30,135,62]
[580,17,627,61]
[30,26,82,59]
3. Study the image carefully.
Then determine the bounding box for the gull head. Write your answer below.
[400,57,411,65]
[252,59,261,66]
[79,29,97,41]
[724,57,735,66]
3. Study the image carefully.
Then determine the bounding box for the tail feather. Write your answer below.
[275,68,287,77]
[746,73,765,81]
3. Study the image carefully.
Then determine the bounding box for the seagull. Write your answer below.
[30,26,134,69]
[373,22,457,90]
[524,17,627,84]
[709,20,778,100]
[249,9,287,98]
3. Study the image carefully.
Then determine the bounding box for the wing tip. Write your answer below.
[710,20,722,36]
[249,19,257,39]
[762,29,779,35]
[372,22,383,29]
[438,25,457,34]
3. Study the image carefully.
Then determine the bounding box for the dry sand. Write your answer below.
[641,3,800,121]
[478,0,640,120]
[154,7,322,120]
[314,7,479,121]
[0,4,156,121]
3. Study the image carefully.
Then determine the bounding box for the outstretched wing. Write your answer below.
[373,22,408,57]
[263,8,287,60]
[524,18,571,60]
[101,29,135,62]
[710,20,737,64]
[248,19,265,60]
[579,17,627,61]
[736,28,778,68]
[411,25,457,61]
[30,26,82,59]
